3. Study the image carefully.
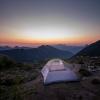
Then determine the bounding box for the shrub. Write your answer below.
[91,78,100,85]
[0,76,23,86]
[11,85,23,100]
[0,55,15,70]
[79,69,92,77]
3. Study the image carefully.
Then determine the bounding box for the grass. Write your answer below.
[0,55,100,100]
[0,55,42,100]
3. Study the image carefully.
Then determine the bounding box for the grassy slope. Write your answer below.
[0,55,100,100]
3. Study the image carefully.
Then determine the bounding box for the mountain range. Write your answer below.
[0,40,99,62]
[0,46,12,51]
[52,45,84,54]
[0,45,73,62]
[73,40,100,57]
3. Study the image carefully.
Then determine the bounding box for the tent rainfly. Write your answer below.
[41,59,80,84]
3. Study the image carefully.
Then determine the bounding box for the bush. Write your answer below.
[0,76,23,86]
[91,78,100,85]
[0,55,15,70]
[1,78,15,86]
[79,69,92,77]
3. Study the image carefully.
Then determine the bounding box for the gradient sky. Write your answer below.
[0,0,100,46]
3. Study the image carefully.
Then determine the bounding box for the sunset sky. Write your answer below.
[0,0,100,46]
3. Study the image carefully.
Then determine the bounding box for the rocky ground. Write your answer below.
[20,72,100,100]
[0,57,100,100]
[1,71,98,100]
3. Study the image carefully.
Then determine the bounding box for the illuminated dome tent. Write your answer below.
[41,59,80,84]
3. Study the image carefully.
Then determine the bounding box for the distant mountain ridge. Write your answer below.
[0,46,35,51]
[0,45,73,62]
[52,45,84,54]
[73,40,100,57]
[0,46,12,51]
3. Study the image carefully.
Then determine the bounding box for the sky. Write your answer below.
[0,0,100,46]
